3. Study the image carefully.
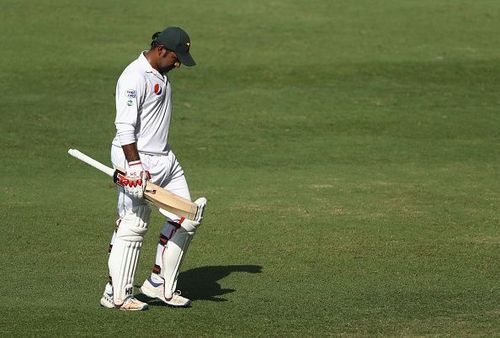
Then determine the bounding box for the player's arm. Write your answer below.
[122,143,140,162]
[114,73,149,198]
[115,72,143,149]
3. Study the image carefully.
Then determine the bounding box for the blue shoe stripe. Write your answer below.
[148,277,164,288]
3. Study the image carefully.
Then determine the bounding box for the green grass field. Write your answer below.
[1,0,499,336]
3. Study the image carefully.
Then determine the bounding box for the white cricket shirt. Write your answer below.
[112,52,172,154]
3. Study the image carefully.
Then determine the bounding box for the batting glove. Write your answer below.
[116,160,151,199]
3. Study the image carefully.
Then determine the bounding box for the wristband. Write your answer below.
[127,160,143,176]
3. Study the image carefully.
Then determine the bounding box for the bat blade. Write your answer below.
[144,181,198,220]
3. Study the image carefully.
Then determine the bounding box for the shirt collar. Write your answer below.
[138,51,163,79]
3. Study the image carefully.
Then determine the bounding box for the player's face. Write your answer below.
[159,49,181,73]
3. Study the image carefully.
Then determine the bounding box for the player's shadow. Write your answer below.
[137,264,262,304]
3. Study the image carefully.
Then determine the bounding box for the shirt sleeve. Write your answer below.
[114,71,144,146]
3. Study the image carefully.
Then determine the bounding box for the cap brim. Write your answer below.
[178,52,196,67]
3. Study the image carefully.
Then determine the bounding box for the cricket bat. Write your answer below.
[67,148,200,220]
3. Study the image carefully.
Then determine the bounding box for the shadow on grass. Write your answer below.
[137,265,262,305]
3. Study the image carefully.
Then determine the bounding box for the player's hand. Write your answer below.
[116,160,151,199]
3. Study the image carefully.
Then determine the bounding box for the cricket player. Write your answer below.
[99,26,207,311]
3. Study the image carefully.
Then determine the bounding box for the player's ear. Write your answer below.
[159,47,168,57]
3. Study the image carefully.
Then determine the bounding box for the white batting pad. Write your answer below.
[108,204,151,305]
[160,218,200,300]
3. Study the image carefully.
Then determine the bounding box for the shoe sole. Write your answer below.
[119,304,148,311]
[167,300,192,308]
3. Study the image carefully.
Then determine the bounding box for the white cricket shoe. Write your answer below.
[100,289,148,311]
[119,297,148,311]
[140,277,192,308]
[100,290,115,309]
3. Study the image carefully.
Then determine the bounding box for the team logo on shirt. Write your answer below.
[154,83,162,95]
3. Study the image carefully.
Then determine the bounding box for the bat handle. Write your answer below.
[68,148,116,177]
